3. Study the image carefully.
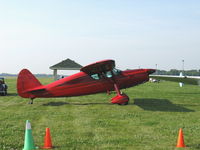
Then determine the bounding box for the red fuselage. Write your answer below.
[34,69,153,98]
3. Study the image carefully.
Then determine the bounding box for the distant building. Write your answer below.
[50,59,82,80]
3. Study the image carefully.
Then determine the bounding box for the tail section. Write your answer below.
[17,69,42,98]
[179,72,184,87]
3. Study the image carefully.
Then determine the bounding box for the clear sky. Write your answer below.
[1,0,200,74]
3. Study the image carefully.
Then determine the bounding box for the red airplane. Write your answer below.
[17,60,155,105]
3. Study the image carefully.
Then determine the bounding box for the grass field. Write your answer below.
[1,77,200,150]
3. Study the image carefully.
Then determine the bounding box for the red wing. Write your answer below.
[80,59,115,75]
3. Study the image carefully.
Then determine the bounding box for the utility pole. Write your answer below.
[155,64,158,75]
[182,60,184,76]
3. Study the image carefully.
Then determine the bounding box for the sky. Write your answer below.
[1,0,200,74]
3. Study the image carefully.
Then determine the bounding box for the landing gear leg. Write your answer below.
[113,84,121,95]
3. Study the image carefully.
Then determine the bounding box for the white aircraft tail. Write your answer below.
[179,72,184,87]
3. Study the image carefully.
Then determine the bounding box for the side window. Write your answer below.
[91,74,100,80]
[105,71,113,78]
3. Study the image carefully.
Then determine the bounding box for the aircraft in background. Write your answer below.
[17,60,155,105]
[150,74,200,86]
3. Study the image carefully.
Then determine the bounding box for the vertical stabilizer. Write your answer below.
[17,69,42,98]
[179,72,184,87]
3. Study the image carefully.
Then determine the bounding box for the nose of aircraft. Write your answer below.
[146,69,156,75]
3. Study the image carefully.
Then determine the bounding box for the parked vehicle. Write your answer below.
[0,78,8,96]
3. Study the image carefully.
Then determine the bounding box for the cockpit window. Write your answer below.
[112,68,121,75]
[90,68,121,80]
[91,74,100,80]
[105,71,112,78]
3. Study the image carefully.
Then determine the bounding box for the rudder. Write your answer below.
[17,69,42,98]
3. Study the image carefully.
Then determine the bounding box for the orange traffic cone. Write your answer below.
[176,128,186,148]
[42,128,53,149]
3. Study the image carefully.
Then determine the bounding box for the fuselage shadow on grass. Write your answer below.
[42,101,113,106]
[134,98,194,112]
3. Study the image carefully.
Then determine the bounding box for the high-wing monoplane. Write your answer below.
[17,60,155,105]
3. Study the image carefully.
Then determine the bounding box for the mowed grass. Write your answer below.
[1,78,200,150]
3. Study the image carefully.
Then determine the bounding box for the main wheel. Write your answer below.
[111,94,129,105]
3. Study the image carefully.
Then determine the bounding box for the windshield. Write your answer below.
[112,68,121,75]
[90,68,121,80]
